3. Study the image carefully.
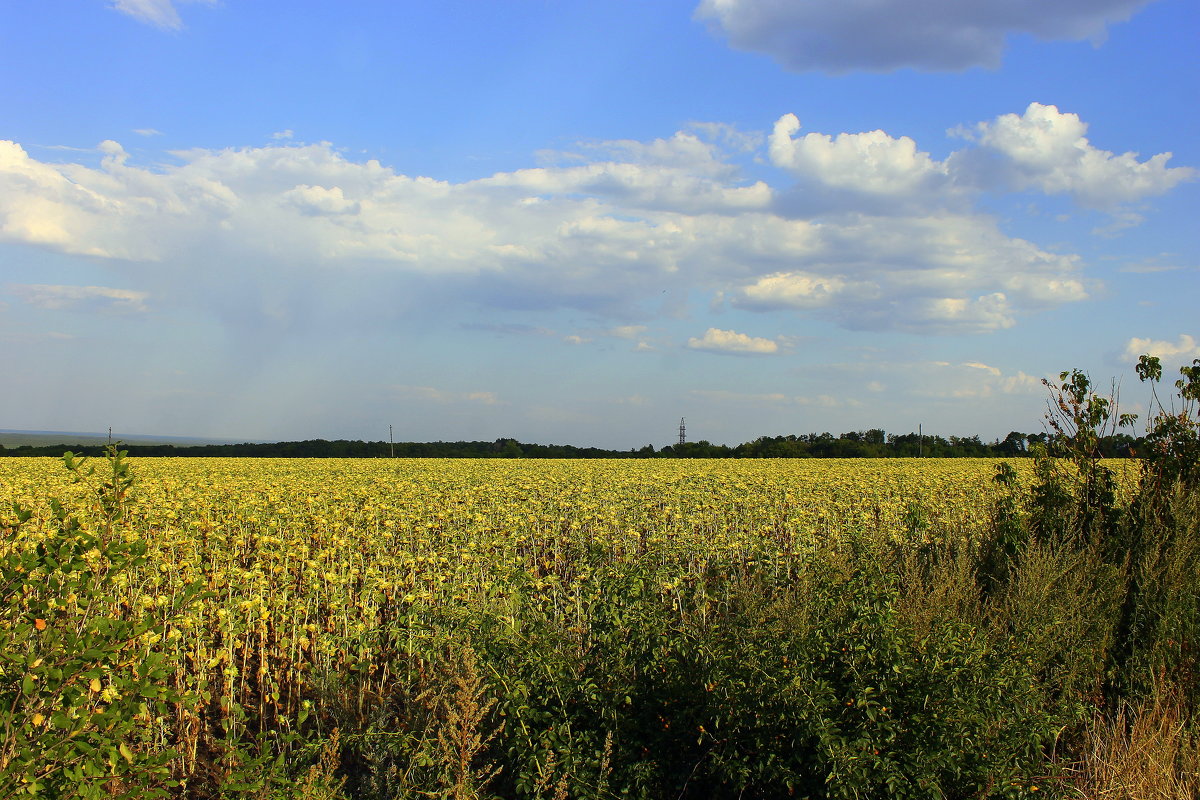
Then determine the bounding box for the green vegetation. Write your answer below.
[0,428,1128,459]
[0,356,1196,798]
[1,449,201,797]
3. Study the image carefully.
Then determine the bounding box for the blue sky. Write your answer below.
[1,0,1197,448]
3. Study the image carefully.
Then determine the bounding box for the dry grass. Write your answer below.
[1069,684,1199,799]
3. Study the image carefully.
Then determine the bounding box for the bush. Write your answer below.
[0,447,198,797]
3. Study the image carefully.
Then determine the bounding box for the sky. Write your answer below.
[1,0,1197,449]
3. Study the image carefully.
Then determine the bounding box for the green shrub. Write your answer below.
[0,447,198,797]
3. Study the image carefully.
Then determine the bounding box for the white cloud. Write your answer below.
[726,214,1084,333]
[282,185,361,216]
[7,283,149,313]
[952,103,1196,209]
[608,325,648,339]
[687,327,779,355]
[133,128,163,137]
[111,0,182,29]
[695,0,1154,73]
[911,294,1016,335]
[110,0,212,30]
[487,130,772,215]
[962,361,1002,376]
[2,102,1180,337]
[732,271,877,310]
[862,360,1043,399]
[769,114,950,198]
[770,105,1193,219]
[685,122,764,154]
[1123,334,1200,363]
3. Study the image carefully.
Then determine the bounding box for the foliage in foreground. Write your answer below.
[0,357,1196,798]
[1,449,200,797]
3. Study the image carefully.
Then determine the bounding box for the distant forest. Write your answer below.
[0,429,1144,459]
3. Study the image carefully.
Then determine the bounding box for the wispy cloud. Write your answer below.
[110,0,183,30]
[7,283,149,313]
[824,359,1044,400]
[692,389,860,408]
[109,0,215,31]
[390,385,500,405]
[1118,256,1194,274]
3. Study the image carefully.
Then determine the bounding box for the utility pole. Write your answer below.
[918,423,923,458]
[389,425,394,458]
[678,417,686,447]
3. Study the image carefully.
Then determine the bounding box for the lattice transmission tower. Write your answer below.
[678,417,686,447]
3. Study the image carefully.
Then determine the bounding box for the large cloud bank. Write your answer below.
[1,104,1191,335]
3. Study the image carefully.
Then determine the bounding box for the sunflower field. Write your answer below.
[1,451,1195,799]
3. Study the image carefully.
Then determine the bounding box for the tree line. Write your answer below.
[0,428,1143,459]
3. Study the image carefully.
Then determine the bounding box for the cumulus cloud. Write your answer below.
[7,283,149,313]
[732,271,878,311]
[0,129,1081,333]
[726,214,1084,333]
[282,185,361,216]
[1,101,1185,337]
[488,130,772,214]
[687,327,780,355]
[769,114,951,199]
[909,294,1016,335]
[951,103,1196,209]
[771,105,1191,218]
[1123,334,1200,363]
[695,0,1154,73]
